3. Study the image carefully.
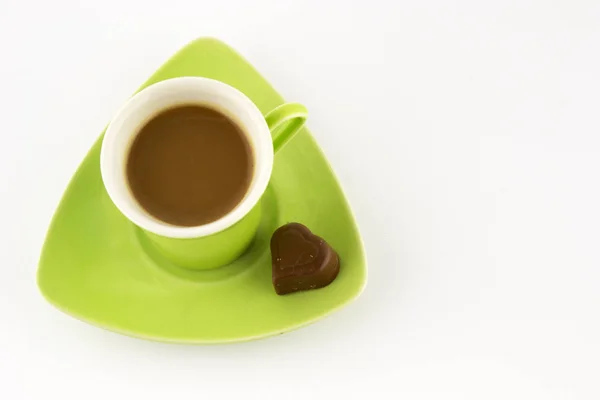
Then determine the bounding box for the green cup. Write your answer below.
[100,77,307,269]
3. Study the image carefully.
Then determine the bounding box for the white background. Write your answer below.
[1,0,599,398]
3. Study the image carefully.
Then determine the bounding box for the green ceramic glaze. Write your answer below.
[145,204,262,270]
[37,38,367,343]
[265,103,308,152]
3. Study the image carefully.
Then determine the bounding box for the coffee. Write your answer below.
[126,105,253,227]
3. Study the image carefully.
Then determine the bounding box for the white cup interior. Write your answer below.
[100,77,274,239]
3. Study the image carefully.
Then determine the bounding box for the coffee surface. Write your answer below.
[126,105,253,226]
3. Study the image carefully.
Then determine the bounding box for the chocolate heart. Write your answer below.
[276,229,320,271]
[270,223,340,295]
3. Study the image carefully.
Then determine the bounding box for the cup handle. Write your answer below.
[264,103,308,153]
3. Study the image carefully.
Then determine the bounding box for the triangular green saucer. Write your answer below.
[37,38,367,343]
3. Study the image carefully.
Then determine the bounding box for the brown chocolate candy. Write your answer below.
[270,223,340,295]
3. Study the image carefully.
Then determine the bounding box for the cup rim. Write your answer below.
[100,77,274,239]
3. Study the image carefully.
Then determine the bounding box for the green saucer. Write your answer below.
[37,38,367,343]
